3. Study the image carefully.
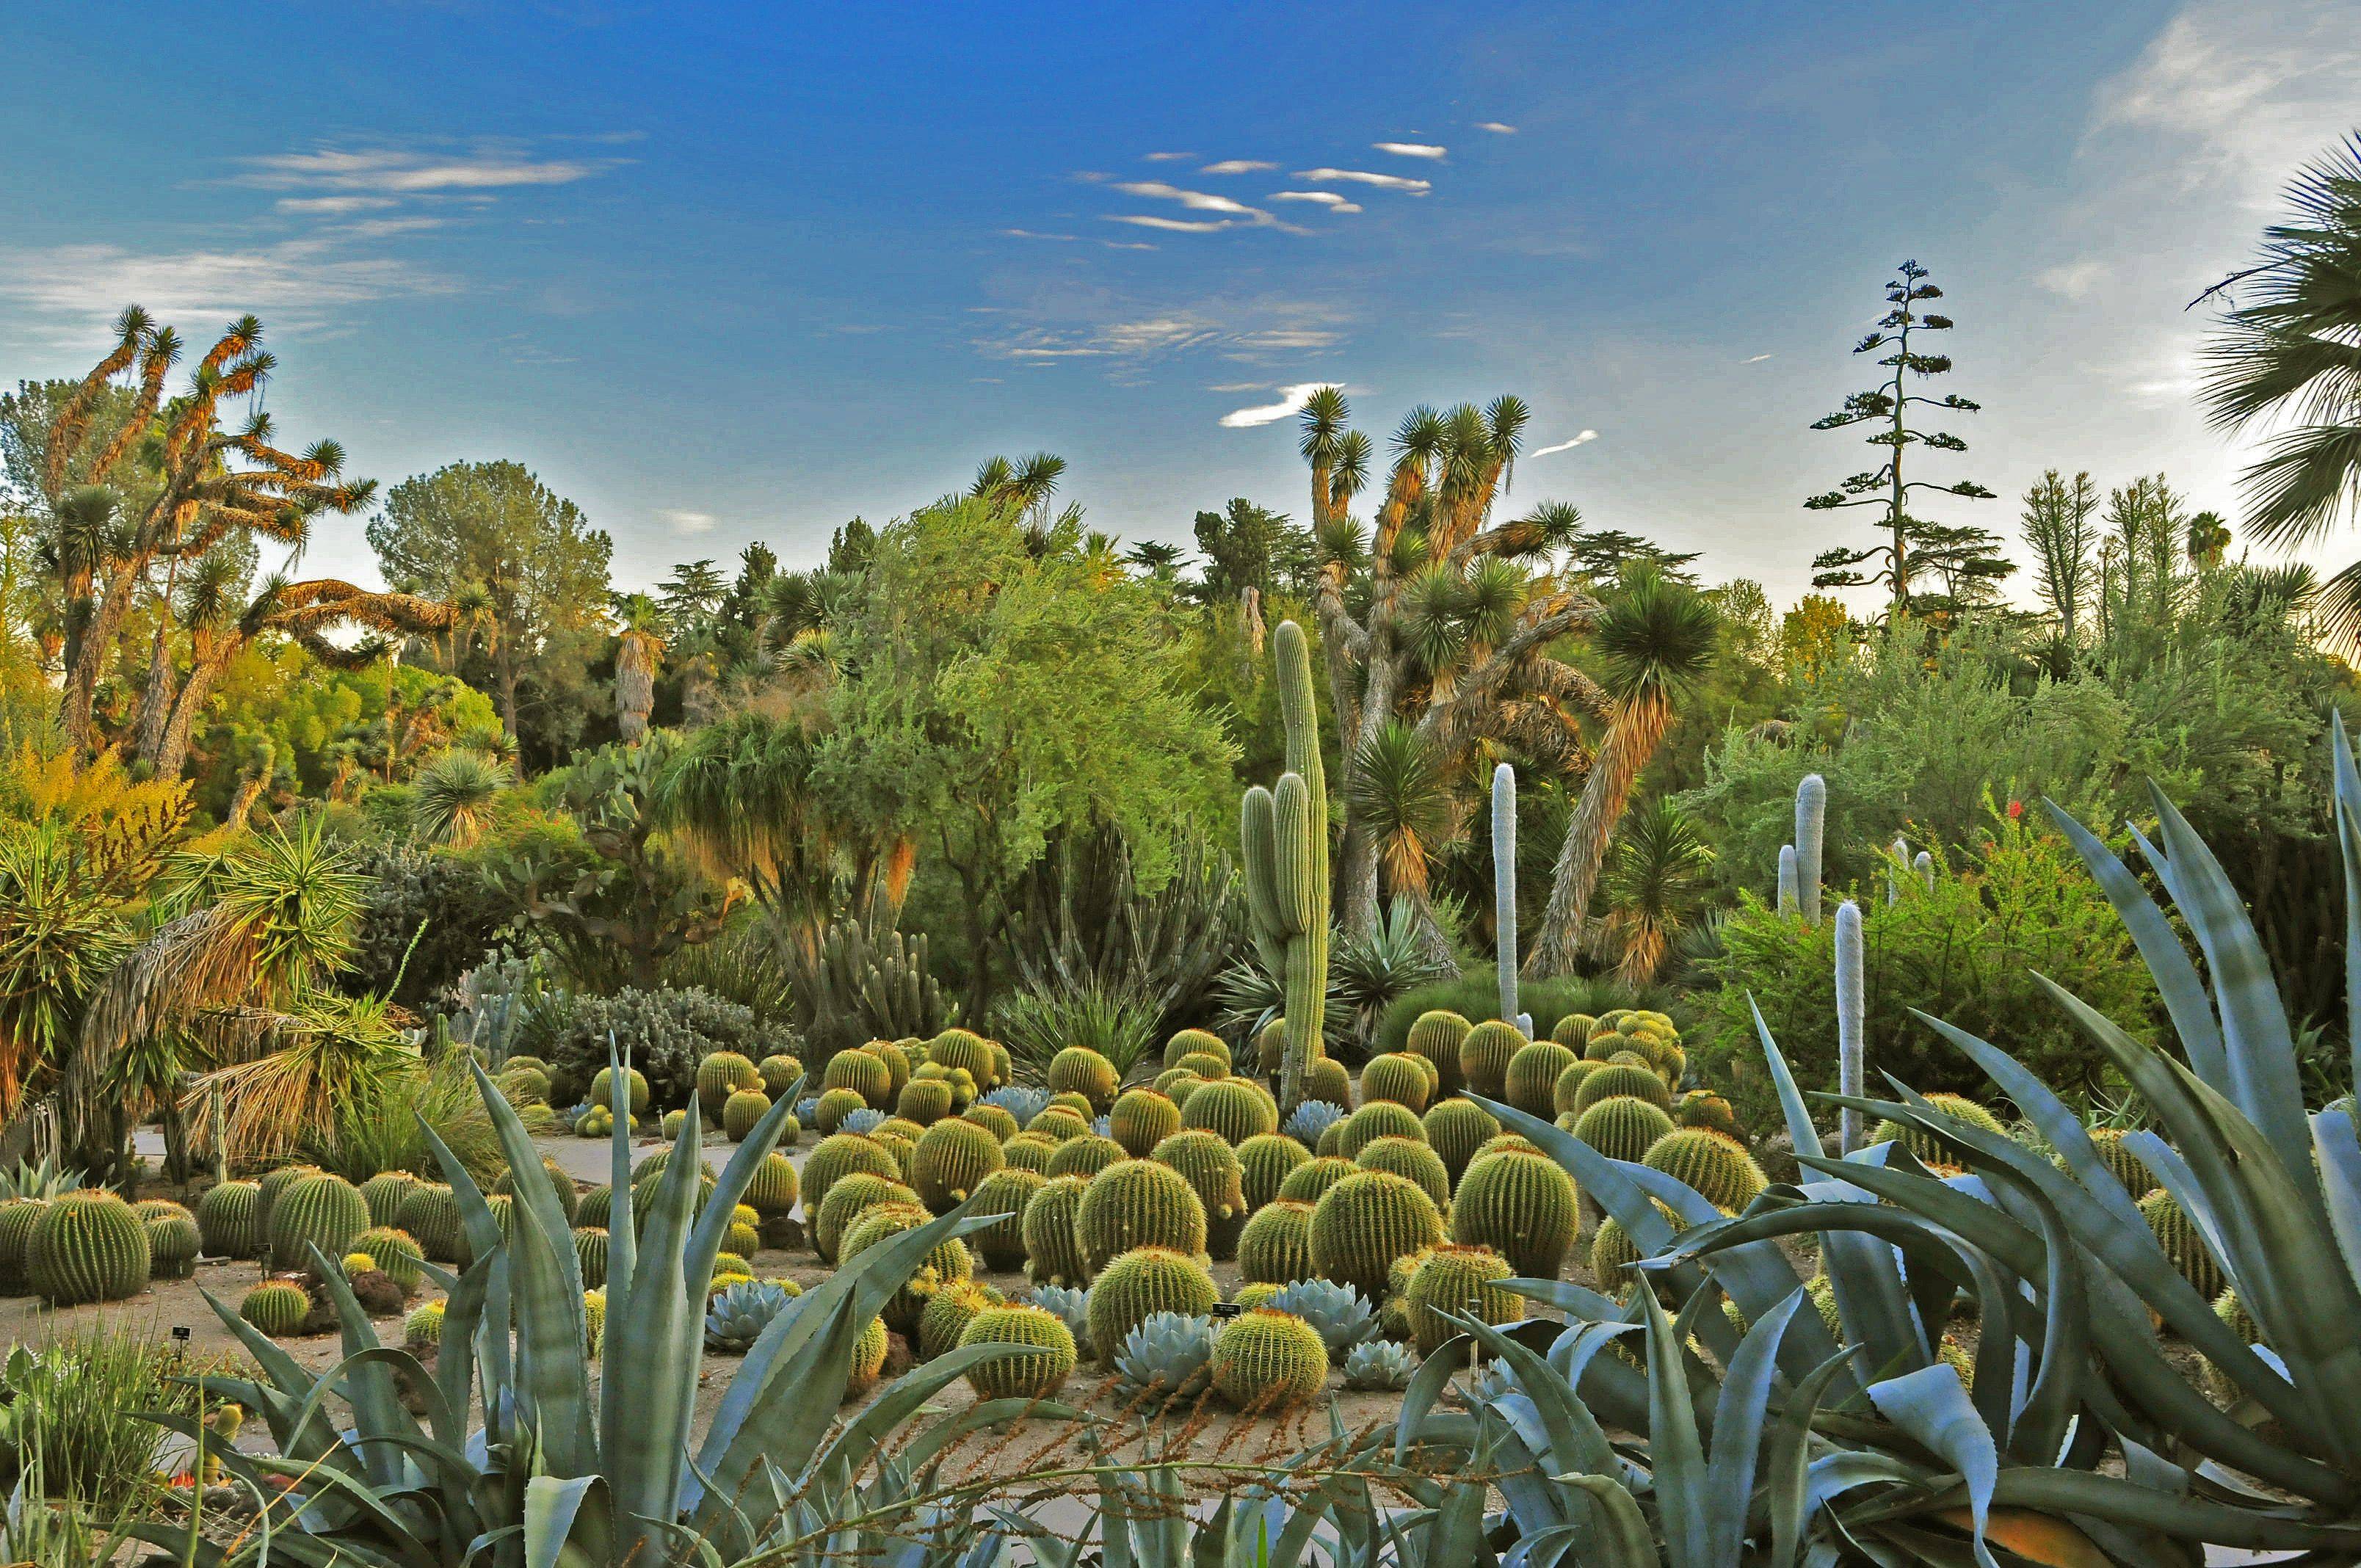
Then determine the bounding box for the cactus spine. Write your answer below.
[1020,1175,1093,1287]
[1109,1089,1182,1157]
[1238,1132,1310,1211]
[1078,1158,1208,1271]
[241,1280,311,1336]
[197,1180,263,1259]
[27,1191,150,1305]
[1492,762,1526,1034]
[912,1117,1005,1211]
[1086,1246,1220,1363]
[1642,1128,1768,1211]
[1240,620,1329,1113]
[1403,1010,1469,1096]
[1307,1169,1443,1299]
[1405,1244,1520,1354]
[1422,1100,1501,1183]
[1795,772,1826,925]
[1238,1199,1317,1284]
[1211,1307,1330,1409]
[1448,1148,1578,1279]
[1181,1078,1279,1146]
[968,1166,1047,1271]
[1835,897,1865,1153]
[267,1174,369,1271]
[959,1304,1077,1400]
[1504,1041,1577,1119]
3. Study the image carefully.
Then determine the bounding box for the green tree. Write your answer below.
[817,496,1236,1015]
[1806,260,1999,614]
[2202,136,2361,642]
[1191,498,1316,602]
[366,460,612,744]
[2020,469,2100,642]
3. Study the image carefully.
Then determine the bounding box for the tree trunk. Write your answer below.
[61,558,145,750]
[496,642,521,739]
[1526,695,1671,979]
[153,646,239,782]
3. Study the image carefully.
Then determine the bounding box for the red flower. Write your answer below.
[2006,799,2024,820]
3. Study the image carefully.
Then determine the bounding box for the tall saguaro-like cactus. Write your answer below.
[1490,763,1527,1036]
[1241,621,1330,1113]
[1834,897,1865,1153]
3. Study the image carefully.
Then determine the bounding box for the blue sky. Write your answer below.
[4,0,2356,606]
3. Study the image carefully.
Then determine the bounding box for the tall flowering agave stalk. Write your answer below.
[130,1056,1063,1567]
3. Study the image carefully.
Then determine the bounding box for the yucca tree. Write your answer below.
[410,747,515,849]
[1345,719,1460,964]
[612,590,667,744]
[1527,565,1719,978]
[1595,795,1713,984]
[1299,389,1600,945]
[2202,135,2361,643]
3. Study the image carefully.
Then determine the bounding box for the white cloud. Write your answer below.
[1111,181,1263,216]
[242,145,617,194]
[1293,167,1432,193]
[1270,191,1363,212]
[1475,121,1517,134]
[1106,214,1236,233]
[2037,259,2111,298]
[1001,228,1078,241]
[1142,150,1196,161]
[973,295,1346,367]
[1100,239,1158,250]
[1220,382,1330,428]
[275,195,397,215]
[1742,353,1773,364]
[1232,327,1343,350]
[0,236,454,341]
[1200,159,1277,175]
[1531,429,1598,457]
[661,509,716,534]
[1374,141,1448,159]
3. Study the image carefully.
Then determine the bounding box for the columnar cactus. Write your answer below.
[1359,1053,1434,1113]
[1448,1147,1578,1279]
[698,1052,761,1117]
[1047,1047,1120,1114]
[1087,1246,1220,1363]
[1795,773,1826,925]
[1491,762,1526,1034]
[1277,1155,1358,1205]
[1211,1307,1330,1410]
[969,1166,1048,1271]
[1642,1128,1768,1212]
[241,1279,312,1336]
[359,1171,421,1229]
[28,1191,150,1305]
[1835,897,1865,1153]
[1047,1134,1128,1180]
[802,1131,901,1216]
[267,1174,369,1271]
[1404,1243,1520,1354]
[959,1304,1078,1400]
[815,1173,917,1265]
[1078,1158,1208,1271]
[1239,620,1329,1113]
[197,1180,263,1259]
[1182,1078,1280,1146]
[1457,1020,1526,1100]
[1109,1089,1182,1157]
[1570,1096,1679,1164]
[1020,1175,1093,1287]
[1777,844,1799,916]
[1503,1041,1577,1119]
[1308,1169,1444,1299]
[1915,849,1934,889]
[1237,1131,1310,1211]
[912,1117,1006,1212]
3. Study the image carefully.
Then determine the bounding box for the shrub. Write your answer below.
[339,843,520,1009]
[1696,805,2158,1129]
[0,1326,231,1508]
[533,984,797,1108]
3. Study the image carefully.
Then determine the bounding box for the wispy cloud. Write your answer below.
[275,195,398,215]
[1001,228,1078,241]
[973,293,1347,368]
[1293,167,1432,193]
[1475,121,1517,134]
[1200,159,1277,175]
[2037,259,2111,298]
[1531,429,1598,457]
[0,236,454,342]
[1141,150,1196,161]
[1374,141,1448,159]
[1741,353,1773,364]
[1106,214,1236,233]
[241,144,620,195]
[661,509,716,535]
[1219,382,1330,428]
[1111,181,1263,216]
[1100,239,1158,250]
[1269,191,1363,213]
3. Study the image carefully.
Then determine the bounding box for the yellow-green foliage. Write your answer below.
[1308,1169,1444,1299]
[1183,1078,1279,1145]
[1048,1047,1121,1113]
[1504,1041,1577,1119]
[913,1117,1006,1211]
[744,1153,799,1217]
[1164,1028,1230,1071]
[2140,1189,2225,1302]
[1000,1132,1059,1174]
[1355,1136,1451,1208]
[1233,1280,1283,1310]
[815,1173,917,1265]
[406,1298,446,1346]
[1404,1010,1470,1095]
[918,1281,1001,1361]
[969,1166,1048,1271]
[724,1219,761,1256]
[1086,1246,1219,1362]
[926,1028,1001,1091]
[1642,1128,1767,1212]
[1277,1155,1357,1205]
[698,1052,760,1117]
[1404,1244,1520,1354]
[1870,1092,2008,1165]
[1238,1132,1310,1211]
[266,1174,370,1272]
[1449,1148,1578,1279]
[1020,1175,1092,1287]
[1047,1134,1129,1180]
[1048,1090,1095,1119]
[1570,1097,1678,1164]
[1360,1053,1434,1114]
[241,1280,311,1336]
[1077,1159,1206,1272]
[1421,1100,1501,1183]
[959,1304,1078,1400]
[802,1132,902,1216]
[1457,1020,1526,1100]
[1211,1308,1329,1409]
[1338,1100,1426,1158]
[1110,1089,1183,1158]
[841,1200,971,1331]
[1026,1107,1092,1144]
[721,1089,772,1141]
[1573,1062,1672,1116]
[864,1039,913,1102]
[1238,1199,1317,1285]
[898,1078,954,1125]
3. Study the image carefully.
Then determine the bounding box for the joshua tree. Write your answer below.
[2202,136,2361,641]
[612,591,667,744]
[1806,260,1998,615]
[1296,388,1601,943]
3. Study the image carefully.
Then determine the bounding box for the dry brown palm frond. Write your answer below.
[74,907,259,1075]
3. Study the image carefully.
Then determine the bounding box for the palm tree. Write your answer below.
[410,748,515,848]
[1526,566,1720,978]
[1595,797,1713,985]
[2202,136,2361,642]
[1346,720,1461,964]
[612,591,667,744]
[2186,511,2233,570]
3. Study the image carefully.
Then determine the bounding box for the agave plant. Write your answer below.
[128,1048,1064,1567]
[0,1155,81,1201]
[1341,1338,1418,1392]
[1266,1280,1376,1356]
[981,1084,1052,1123]
[1114,1310,1217,1405]
[706,1277,795,1354]
[1283,1098,1346,1145]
